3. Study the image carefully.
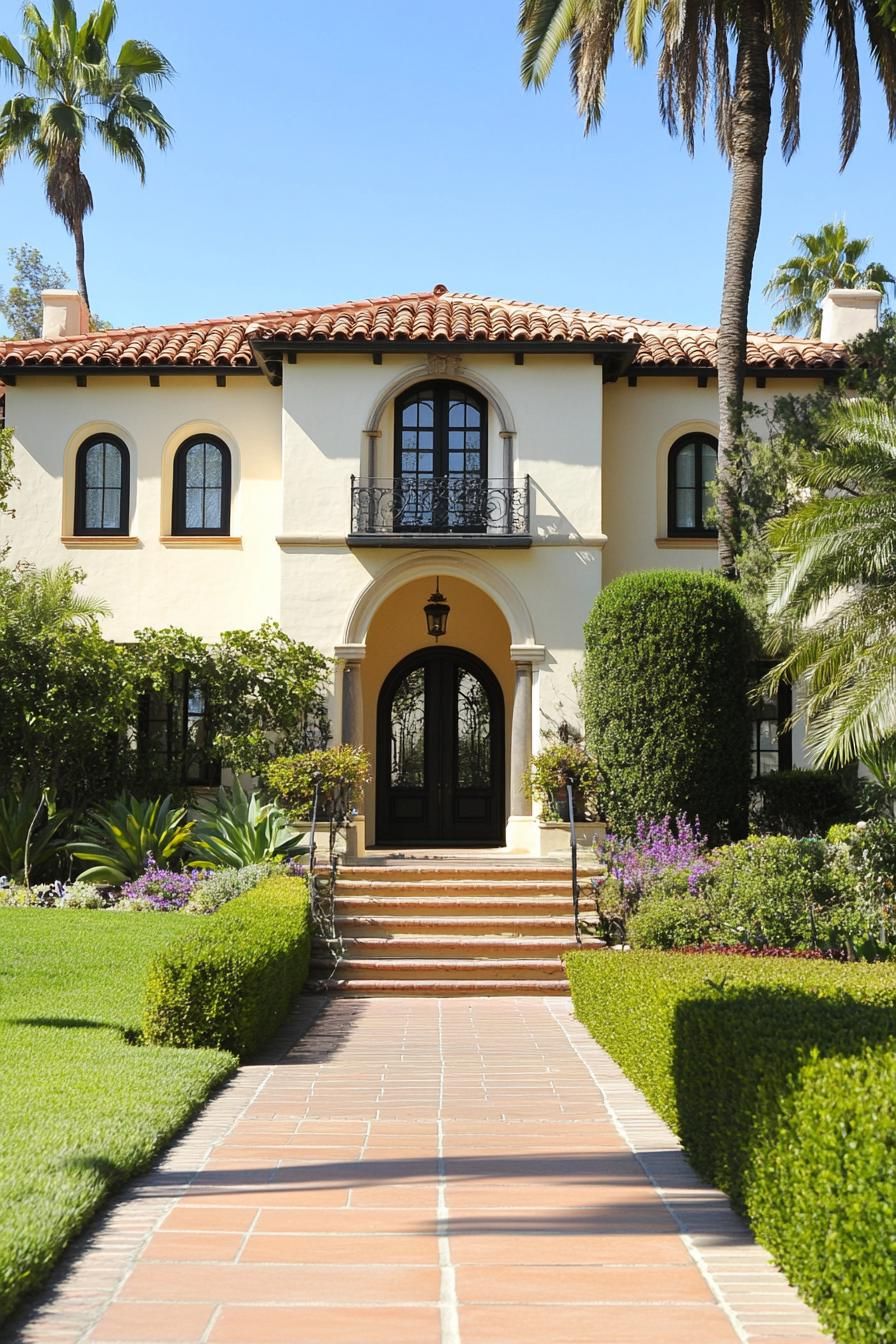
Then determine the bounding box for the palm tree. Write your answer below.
[764,221,895,337]
[764,397,896,767]
[519,1,896,577]
[0,561,110,631]
[0,0,173,314]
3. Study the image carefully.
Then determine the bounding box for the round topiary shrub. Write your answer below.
[583,570,753,840]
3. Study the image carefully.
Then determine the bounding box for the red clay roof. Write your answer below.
[0,287,847,373]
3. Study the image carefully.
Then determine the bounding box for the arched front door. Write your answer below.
[376,647,504,847]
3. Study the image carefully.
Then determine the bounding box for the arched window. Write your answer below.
[172,434,231,536]
[668,432,718,536]
[394,381,488,532]
[74,433,129,535]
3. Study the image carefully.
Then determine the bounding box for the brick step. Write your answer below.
[314,936,588,960]
[338,865,599,881]
[310,957,568,982]
[333,914,580,936]
[333,896,576,918]
[334,877,588,898]
[308,978,570,996]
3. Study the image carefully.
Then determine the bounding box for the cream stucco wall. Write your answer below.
[601,375,825,583]
[1,374,282,640]
[0,354,832,813]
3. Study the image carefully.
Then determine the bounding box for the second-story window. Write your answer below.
[668,432,718,536]
[394,381,487,531]
[74,433,129,535]
[172,434,231,536]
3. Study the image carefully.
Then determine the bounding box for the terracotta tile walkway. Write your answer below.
[13,997,832,1344]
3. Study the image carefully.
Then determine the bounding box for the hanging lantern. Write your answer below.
[424,578,450,641]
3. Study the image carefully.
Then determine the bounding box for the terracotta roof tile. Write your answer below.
[0,287,848,373]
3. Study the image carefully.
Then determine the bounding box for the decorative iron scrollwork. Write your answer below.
[350,476,530,537]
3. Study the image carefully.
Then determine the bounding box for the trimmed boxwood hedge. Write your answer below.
[142,874,311,1057]
[583,570,753,840]
[566,949,896,1344]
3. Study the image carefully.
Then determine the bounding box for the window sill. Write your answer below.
[160,536,243,548]
[61,535,141,548]
[656,536,719,549]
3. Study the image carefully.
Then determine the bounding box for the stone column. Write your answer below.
[509,660,533,816]
[341,661,363,748]
[335,644,367,748]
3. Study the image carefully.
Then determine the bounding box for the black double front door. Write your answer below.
[376,647,504,847]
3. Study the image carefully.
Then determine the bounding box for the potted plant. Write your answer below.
[524,739,601,822]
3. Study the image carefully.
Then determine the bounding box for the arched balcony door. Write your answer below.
[376,647,504,847]
[394,381,488,533]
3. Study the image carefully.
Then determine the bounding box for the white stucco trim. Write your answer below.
[655,417,720,539]
[362,363,517,436]
[342,550,536,647]
[159,419,242,537]
[62,420,138,537]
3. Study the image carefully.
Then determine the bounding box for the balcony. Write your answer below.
[348,475,532,548]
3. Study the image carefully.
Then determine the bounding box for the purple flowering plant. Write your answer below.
[599,814,713,902]
[119,854,207,911]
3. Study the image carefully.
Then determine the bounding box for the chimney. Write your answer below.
[40,289,90,340]
[820,288,882,344]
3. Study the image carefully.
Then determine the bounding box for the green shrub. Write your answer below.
[705,834,853,948]
[0,789,70,882]
[523,739,602,818]
[69,794,195,883]
[628,893,713,948]
[189,780,305,868]
[566,949,896,1344]
[583,571,753,841]
[750,767,862,836]
[142,874,311,1056]
[266,745,369,821]
[182,861,277,914]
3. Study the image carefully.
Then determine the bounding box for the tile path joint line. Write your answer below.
[437,999,462,1344]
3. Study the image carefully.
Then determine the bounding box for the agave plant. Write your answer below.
[189,779,305,869]
[0,788,70,882]
[69,795,195,884]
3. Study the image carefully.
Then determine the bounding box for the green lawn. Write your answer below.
[0,909,236,1322]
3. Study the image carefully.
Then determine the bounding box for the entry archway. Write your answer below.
[377,646,505,847]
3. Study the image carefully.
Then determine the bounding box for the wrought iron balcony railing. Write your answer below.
[349,475,531,547]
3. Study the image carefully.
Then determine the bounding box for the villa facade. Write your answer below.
[0,285,872,853]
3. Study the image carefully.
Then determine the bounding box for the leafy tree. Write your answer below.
[764,397,896,767]
[518,1,896,577]
[0,0,174,313]
[0,565,131,799]
[0,243,67,337]
[0,425,17,521]
[764,221,895,336]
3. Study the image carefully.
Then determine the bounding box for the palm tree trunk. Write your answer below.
[72,215,90,315]
[716,7,772,578]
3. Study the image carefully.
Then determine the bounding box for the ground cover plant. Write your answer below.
[0,909,235,1322]
[567,949,896,1344]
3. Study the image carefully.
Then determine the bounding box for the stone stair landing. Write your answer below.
[310,861,602,995]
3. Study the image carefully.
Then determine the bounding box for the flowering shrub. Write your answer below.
[119,855,207,912]
[600,814,712,902]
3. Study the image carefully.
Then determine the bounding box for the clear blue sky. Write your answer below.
[1,0,894,333]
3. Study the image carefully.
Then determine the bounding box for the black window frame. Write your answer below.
[393,380,489,533]
[172,433,232,536]
[750,662,793,778]
[667,432,718,538]
[74,432,130,536]
[137,672,221,787]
